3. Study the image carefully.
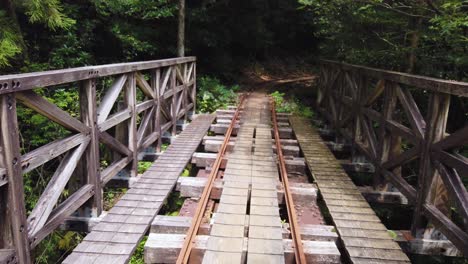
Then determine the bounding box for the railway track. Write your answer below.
[176,95,246,264]
[175,93,307,263]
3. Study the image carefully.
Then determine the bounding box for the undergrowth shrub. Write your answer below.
[270,91,314,118]
[197,76,239,113]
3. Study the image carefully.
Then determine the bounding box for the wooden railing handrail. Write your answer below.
[317,60,468,257]
[0,57,197,264]
[0,56,196,94]
[320,59,468,97]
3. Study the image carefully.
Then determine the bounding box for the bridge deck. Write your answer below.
[290,116,411,264]
[203,94,285,263]
[63,114,215,264]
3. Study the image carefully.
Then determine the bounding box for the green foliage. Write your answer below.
[129,236,148,264]
[161,192,184,216]
[25,0,76,30]
[0,10,22,67]
[161,143,169,151]
[299,0,468,80]
[387,230,398,239]
[138,161,153,174]
[104,188,127,211]
[270,91,314,118]
[34,231,83,263]
[197,76,239,113]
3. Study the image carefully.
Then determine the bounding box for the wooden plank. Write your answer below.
[16,91,89,133]
[98,108,132,132]
[290,116,411,263]
[145,234,341,264]
[99,131,132,157]
[66,114,214,264]
[0,249,16,264]
[27,142,88,235]
[395,85,426,137]
[136,72,155,99]
[30,184,94,248]
[21,133,88,174]
[101,157,132,185]
[96,74,127,124]
[320,60,468,97]
[0,57,195,93]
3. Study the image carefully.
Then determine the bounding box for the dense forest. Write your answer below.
[0,0,467,263]
[1,0,467,80]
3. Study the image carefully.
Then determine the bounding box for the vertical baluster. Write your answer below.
[183,63,188,122]
[0,94,31,264]
[171,65,177,136]
[153,69,162,152]
[192,62,197,115]
[374,81,397,188]
[126,73,138,177]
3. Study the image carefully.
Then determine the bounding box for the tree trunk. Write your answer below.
[177,0,185,57]
[406,17,422,73]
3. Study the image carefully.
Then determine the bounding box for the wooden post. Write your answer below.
[375,82,397,188]
[125,73,138,177]
[183,63,188,122]
[152,69,162,152]
[0,131,12,251]
[80,79,102,216]
[192,62,197,115]
[411,92,451,235]
[0,94,31,264]
[171,66,177,136]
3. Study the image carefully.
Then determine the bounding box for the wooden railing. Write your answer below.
[316,60,468,256]
[0,57,196,263]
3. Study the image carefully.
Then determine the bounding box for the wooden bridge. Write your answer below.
[0,57,466,264]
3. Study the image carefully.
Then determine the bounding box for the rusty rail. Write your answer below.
[271,101,307,264]
[176,95,245,264]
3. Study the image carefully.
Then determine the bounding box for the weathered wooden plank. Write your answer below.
[0,249,16,264]
[17,91,89,133]
[320,60,468,97]
[290,116,411,263]
[101,157,132,185]
[30,184,94,248]
[98,108,132,131]
[96,74,127,124]
[99,131,132,157]
[144,234,341,264]
[136,72,156,99]
[0,57,195,93]
[21,133,88,174]
[27,142,88,236]
[66,114,214,264]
